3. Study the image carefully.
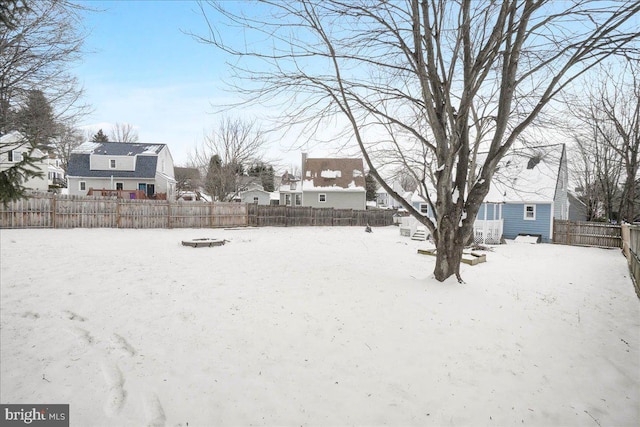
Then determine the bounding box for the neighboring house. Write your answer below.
[568,190,588,222]
[269,191,280,206]
[236,182,272,205]
[407,144,569,243]
[67,142,176,199]
[47,154,66,190]
[279,171,302,207]
[298,154,367,210]
[376,181,407,208]
[0,131,49,192]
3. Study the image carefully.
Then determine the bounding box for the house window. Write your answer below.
[295,194,301,206]
[290,182,296,190]
[110,159,116,168]
[253,196,259,204]
[116,182,123,190]
[79,181,86,191]
[524,204,536,220]
[419,203,429,215]
[285,194,291,206]
[8,150,22,162]
[319,194,326,203]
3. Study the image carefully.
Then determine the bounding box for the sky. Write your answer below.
[73,0,315,171]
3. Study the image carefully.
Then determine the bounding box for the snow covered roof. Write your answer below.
[483,144,565,203]
[0,131,46,157]
[72,141,166,156]
[303,158,366,191]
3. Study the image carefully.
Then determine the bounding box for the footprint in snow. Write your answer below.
[21,311,40,319]
[101,362,127,416]
[111,333,136,357]
[63,310,86,322]
[143,393,166,427]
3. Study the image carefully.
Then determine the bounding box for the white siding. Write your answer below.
[90,155,136,171]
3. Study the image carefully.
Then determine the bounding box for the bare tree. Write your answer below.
[568,58,639,222]
[1,1,89,133]
[594,59,639,222]
[190,117,268,201]
[199,0,640,281]
[110,122,139,143]
[53,124,84,175]
[0,0,90,204]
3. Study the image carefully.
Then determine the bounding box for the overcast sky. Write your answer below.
[74,0,320,171]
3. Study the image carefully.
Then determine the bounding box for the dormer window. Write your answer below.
[110,159,116,168]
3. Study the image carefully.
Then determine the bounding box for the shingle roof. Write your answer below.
[67,142,164,179]
[303,158,366,191]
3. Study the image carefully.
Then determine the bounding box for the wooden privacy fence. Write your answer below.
[553,219,622,248]
[247,204,394,227]
[622,224,640,298]
[0,193,394,229]
[0,193,248,229]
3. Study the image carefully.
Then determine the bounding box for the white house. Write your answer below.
[237,182,272,205]
[375,181,409,208]
[67,141,176,199]
[0,131,49,192]
[46,154,66,190]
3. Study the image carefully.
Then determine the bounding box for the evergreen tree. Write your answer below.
[248,162,275,192]
[365,172,378,201]
[91,129,109,142]
[15,90,57,153]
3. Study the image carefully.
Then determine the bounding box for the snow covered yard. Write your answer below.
[1,226,638,427]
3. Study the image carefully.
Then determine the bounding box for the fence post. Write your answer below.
[622,224,630,260]
[116,199,122,228]
[167,200,172,229]
[51,193,57,229]
[565,220,570,245]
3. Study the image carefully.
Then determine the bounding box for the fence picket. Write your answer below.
[553,219,622,248]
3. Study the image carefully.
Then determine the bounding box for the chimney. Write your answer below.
[301,152,307,180]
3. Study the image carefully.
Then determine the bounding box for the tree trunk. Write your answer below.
[432,216,465,282]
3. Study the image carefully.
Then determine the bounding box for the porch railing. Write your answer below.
[473,219,503,244]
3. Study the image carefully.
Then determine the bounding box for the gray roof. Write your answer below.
[68,142,164,178]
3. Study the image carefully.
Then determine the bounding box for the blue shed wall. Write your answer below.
[477,203,485,219]
[502,203,552,242]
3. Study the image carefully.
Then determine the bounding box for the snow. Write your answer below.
[320,170,341,179]
[514,235,541,244]
[1,227,638,427]
[483,145,564,203]
[73,142,102,154]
